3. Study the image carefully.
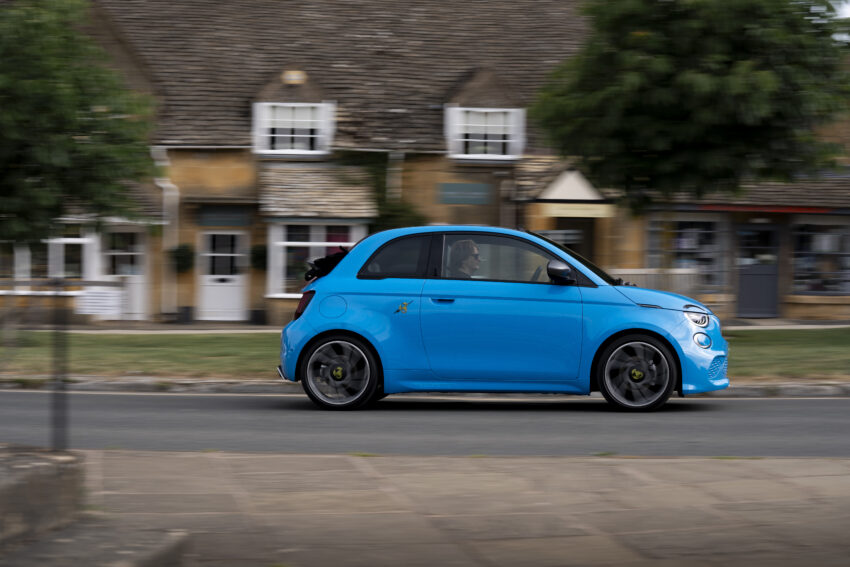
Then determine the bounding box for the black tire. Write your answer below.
[596,334,677,411]
[299,334,381,410]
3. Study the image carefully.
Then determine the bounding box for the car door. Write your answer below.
[420,232,583,383]
[354,233,433,373]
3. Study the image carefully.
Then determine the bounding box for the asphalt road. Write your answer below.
[1,391,848,457]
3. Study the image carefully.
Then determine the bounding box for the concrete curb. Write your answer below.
[1,376,849,397]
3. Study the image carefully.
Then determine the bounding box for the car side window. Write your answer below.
[358,235,431,279]
[442,234,557,283]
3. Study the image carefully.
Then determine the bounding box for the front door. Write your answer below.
[737,226,779,318]
[103,230,147,320]
[198,232,247,321]
[420,233,583,383]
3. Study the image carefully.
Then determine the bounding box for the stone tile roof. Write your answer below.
[514,156,570,201]
[126,183,163,218]
[258,164,378,219]
[643,173,850,210]
[94,0,586,151]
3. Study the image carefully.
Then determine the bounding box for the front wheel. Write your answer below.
[300,335,381,410]
[596,334,677,411]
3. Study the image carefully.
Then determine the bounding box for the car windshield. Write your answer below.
[528,230,622,286]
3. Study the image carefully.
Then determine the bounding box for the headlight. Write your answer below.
[685,311,709,328]
[693,332,712,348]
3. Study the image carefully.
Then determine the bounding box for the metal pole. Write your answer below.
[51,278,68,452]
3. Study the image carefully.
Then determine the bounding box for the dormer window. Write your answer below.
[253,102,335,155]
[445,106,525,160]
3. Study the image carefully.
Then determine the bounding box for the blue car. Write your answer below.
[278,226,729,411]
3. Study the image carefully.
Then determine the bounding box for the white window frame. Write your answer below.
[199,231,248,277]
[102,230,145,277]
[252,102,335,156]
[444,105,525,160]
[0,230,97,296]
[266,223,368,298]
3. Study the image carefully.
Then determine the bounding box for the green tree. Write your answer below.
[532,0,850,209]
[0,0,154,242]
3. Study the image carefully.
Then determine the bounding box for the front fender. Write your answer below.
[578,287,689,391]
[578,287,728,395]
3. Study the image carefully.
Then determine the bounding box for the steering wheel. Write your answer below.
[530,265,543,282]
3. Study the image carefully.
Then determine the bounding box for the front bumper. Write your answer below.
[678,317,730,395]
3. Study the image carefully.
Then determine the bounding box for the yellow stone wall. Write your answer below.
[267,298,300,327]
[165,149,264,320]
[524,202,647,270]
[783,295,850,320]
[401,156,508,225]
[168,150,256,197]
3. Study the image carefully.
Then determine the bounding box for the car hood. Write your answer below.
[614,286,712,314]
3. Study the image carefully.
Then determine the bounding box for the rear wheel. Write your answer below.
[597,334,676,411]
[300,335,380,410]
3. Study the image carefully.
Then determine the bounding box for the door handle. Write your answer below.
[431,298,455,304]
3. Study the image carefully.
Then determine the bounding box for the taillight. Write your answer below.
[294,290,315,320]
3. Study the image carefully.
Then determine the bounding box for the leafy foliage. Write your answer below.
[532,0,850,209]
[169,244,194,274]
[335,151,426,231]
[0,0,154,242]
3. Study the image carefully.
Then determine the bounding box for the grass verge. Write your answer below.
[0,328,847,381]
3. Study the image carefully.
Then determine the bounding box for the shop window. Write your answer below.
[648,220,727,291]
[792,224,850,294]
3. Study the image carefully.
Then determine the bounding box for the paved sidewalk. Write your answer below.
[78,450,850,566]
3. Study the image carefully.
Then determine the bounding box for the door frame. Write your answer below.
[196,230,250,321]
[100,228,149,321]
[735,223,780,318]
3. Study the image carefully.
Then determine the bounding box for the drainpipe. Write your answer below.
[492,170,516,229]
[151,146,179,320]
[386,152,404,202]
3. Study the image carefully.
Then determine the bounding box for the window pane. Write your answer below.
[109,232,139,253]
[443,234,553,282]
[30,243,48,280]
[209,234,236,254]
[793,224,850,293]
[265,104,322,151]
[285,246,309,293]
[109,254,140,276]
[64,243,83,279]
[458,110,514,156]
[0,243,13,279]
[211,255,238,276]
[286,225,310,242]
[325,225,350,256]
[361,235,429,278]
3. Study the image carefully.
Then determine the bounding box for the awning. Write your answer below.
[534,170,615,218]
[259,164,378,220]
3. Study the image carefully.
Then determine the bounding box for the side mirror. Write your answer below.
[547,260,576,285]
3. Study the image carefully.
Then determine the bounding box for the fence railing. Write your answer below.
[0,278,129,322]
